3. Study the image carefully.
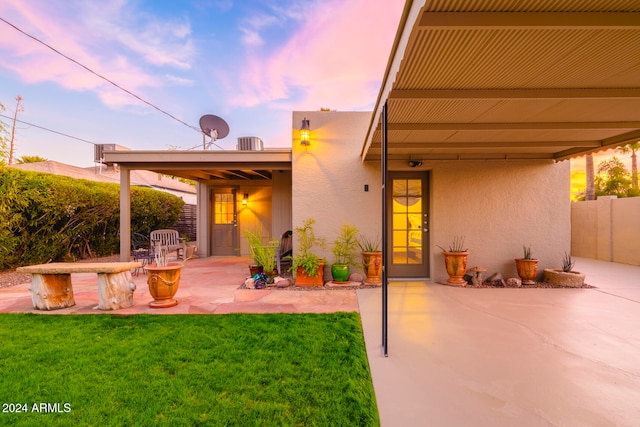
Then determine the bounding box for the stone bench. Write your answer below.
[16,262,142,311]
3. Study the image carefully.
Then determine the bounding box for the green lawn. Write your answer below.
[0,313,379,426]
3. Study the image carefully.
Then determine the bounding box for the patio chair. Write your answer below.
[275,230,293,275]
[131,232,153,275]
[131,232,150,252]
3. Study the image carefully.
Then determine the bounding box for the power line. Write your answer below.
[0,16,202,134]
[0,113,99,146]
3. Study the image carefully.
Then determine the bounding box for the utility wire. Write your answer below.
[0,113,99,146]
[0,16,202,134]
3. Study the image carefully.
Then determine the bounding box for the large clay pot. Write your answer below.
[443,251,469,285]
[145,263,183,308]
[515,259,539,285]
[361,251,382,284]
[295,263,325,287]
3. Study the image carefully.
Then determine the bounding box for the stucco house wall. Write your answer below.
[428,160,571,282]
[292,110,572,281]
[292,111,382,269]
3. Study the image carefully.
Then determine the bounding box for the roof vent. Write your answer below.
[237,137,264,151]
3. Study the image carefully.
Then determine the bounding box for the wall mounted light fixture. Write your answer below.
[300,118,310,146]
[408,160,423,168]
[242,193,249,206]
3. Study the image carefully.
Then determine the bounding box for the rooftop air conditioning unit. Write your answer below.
[94,144,130,164]
[237,137,264,151]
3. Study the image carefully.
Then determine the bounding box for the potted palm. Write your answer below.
[330,223,359,283]
[437,236,469,285]
[244,228,279,279]
[515,245,539,285]
[543,252,586,287]
[358,233,382,284]
[288,218,326,287]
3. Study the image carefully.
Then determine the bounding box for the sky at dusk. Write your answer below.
[0,0,405,167]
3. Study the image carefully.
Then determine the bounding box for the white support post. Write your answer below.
[120,167,131,261]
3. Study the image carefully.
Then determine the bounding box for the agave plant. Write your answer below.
[437,235,467,253]
[562,252,576,272]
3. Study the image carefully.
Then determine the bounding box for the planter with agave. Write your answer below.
[438,236,469,286]
[358,234,382,284]
[330,223,359,283]
[515,245,539,285]
[288,218,326,287]
[543,252,586,287]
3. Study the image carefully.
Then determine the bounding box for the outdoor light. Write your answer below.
[300,118,310,146]
[242,193,249,206]
[408,160,423,168]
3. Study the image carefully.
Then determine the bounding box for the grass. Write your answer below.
[0,313,379,426]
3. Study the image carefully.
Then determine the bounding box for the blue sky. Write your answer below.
[0,0,404,166]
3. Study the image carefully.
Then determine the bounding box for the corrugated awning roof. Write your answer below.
[363,0,640,162]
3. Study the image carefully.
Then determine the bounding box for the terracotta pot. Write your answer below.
[249,265,263,276]
[264,270,279,284]
[443,251,469,285]
[515,259,539,285]
[295,264,325,287]
[145,263,183,308]
[543,268,586,287]
[361,251,382,284]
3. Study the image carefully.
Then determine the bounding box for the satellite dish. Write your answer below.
[199,114,230,149]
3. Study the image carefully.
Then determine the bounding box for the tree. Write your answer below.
[617,142,639,191]
[585,153,595,200]
[595,157,632,197]
[16,155,47,164]
[0,101,8,165]
[8,96,24,165]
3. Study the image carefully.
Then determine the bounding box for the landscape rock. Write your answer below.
[506,277,522,287]
[349,273,364,283]
[485,272,506,287]
[274,277,292,288]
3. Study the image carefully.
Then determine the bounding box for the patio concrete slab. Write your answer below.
[357,257,640,426]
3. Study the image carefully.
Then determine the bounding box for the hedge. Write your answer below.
[0,166,185,270]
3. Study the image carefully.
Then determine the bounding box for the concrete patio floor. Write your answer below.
[2,256,639,426]
[357,257,640,426]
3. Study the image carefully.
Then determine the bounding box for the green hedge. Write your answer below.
[0,167,185,269]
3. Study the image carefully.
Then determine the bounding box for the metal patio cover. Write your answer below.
[362,1,640,162]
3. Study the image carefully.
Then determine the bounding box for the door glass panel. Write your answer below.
[214,193,234,224]
[392,178,423,265]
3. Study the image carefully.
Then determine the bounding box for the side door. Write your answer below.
[210,188,239,256]
[387,172,430,277]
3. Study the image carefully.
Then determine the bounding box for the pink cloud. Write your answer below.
[0,0,193,109]
[230,0,405,110]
